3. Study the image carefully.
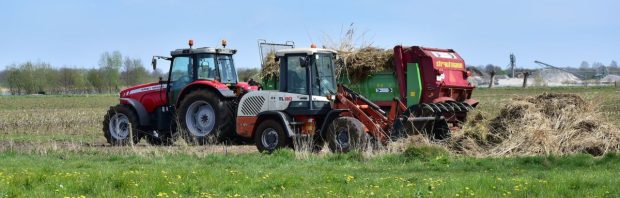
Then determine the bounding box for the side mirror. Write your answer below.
[151,58,157,70]
[299,57,309,68]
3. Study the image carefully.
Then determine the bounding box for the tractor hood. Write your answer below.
[120,82,167,98]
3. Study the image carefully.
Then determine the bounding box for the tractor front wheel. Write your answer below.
[326,117,368,153]
[102,105,143,146]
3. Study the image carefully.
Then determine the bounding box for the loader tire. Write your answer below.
[254,119,290,153]
[178,90,235,145]
[103,105,143,146]
[326,117,368,153]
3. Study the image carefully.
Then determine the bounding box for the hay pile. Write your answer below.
[449,93,620,156]
[261,52,279,79]
[390,93,620,157]
[338,47,393,82]
[259,47,393,82]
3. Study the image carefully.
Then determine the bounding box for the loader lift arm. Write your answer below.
[332,84,435,144]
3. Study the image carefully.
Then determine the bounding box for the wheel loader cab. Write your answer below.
[277,50,337,101]
[236,48,339,152]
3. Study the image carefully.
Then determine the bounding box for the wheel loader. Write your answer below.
[239,41,480,152]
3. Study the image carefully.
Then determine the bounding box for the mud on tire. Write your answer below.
[102,104,143,146]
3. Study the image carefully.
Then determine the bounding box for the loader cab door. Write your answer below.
[167,55,194,105]
[280,54,310,95]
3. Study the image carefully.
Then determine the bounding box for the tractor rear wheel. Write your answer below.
[178,90,235,145]
[254,120,290,153]
[326,117,368,153]
[102,105,143,146]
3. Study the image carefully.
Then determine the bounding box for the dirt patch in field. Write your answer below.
[392,93,620,157]
[0,140,258,156]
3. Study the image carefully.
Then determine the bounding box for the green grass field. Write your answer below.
[1,86,620,197]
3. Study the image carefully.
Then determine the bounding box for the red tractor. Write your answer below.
[103,40,257,146]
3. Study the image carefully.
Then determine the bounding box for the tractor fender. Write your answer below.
[318,109,349,138]
[256,111,295,137]
[176,81,237,105]
[119,98,150,126]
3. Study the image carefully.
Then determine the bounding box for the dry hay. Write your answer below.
[391,93,620,157]
[261,51,279,79]
[259,47,393,83]
[338,47,393,82]
[451,93,620,156]
[259,24,394,82]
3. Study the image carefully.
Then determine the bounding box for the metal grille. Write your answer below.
[258,40,294,67]
[241,96,265,115]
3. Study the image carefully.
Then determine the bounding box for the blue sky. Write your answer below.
[0,0,618,71]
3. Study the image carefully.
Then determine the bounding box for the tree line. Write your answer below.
[0,51,161,95]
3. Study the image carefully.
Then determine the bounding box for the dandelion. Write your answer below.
[345,175,355,183]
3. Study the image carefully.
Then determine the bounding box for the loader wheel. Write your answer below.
[254,120,290,153]
[102,105,142,146]
[326,117,368,153]
[145,130,177,146]
[178,90,235,145]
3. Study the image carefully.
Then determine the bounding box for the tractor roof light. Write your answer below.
[310,43,317,48]
[188,39,194,48]
[222,39,228,48]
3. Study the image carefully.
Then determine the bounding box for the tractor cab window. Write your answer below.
[170,56,193,86]
[197,54,217,80]
[312,53,336,96]
[217,55,238,84]
[286,55,308,95]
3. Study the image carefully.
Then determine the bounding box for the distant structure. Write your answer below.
[509,53,516,78]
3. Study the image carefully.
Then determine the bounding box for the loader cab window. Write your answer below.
[312,53,336,96]
[285,54,308,95]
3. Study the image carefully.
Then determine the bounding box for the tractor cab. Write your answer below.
[152,40,244,105]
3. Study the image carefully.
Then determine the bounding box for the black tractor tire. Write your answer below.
[102,104,143,146]
[177,90,236,145]
[325,117,368,153]
[254,119,290,153]
[145,130,177,146]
